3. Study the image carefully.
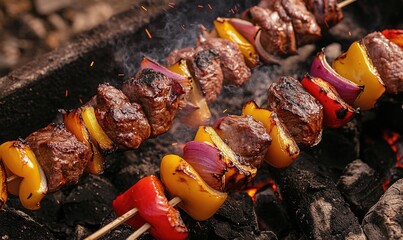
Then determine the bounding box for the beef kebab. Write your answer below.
[0,0,362,211]
[86,30,403,240]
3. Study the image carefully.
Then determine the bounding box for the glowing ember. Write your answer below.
[117,73,125,77]
[141,6,147,11]
[244,179,281,202]
[197,4,204,8]
[65,89,69,97]
[168,2,175,8]
[90,60,94,67]
[382,179,391,192]
[383,130,402,168]
[145,28,152,39]
[208,3,212,9]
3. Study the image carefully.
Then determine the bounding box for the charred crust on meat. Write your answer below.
[194,49,220,69]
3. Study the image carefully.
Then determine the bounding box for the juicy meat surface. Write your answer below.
[199,38,251,85]
[95,83,151,149]
[26,123,91,192]
[303,0,343,30]
[247,5,297,57]
[280,0,322,46]
[213,115,271,168]
[165,48,195,66]
[122,69,183,137]
[362,32,403,94]
[268,76,323,146]
[187,49,224,103]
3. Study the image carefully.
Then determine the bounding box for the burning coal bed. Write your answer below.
[0,0,402,239]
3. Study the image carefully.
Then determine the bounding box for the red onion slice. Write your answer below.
[227,18,259,45]
[310,49,363,105]
[140,57,191,93]
[255,30,280,64]
[183,141,226,192]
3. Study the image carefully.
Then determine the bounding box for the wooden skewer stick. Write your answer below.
[85,196,182,240]
[6,174,19,183]
[338,0,357,8]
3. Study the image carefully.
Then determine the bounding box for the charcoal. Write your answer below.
[255,186,295,238]
[63,174,118,226]
[362,139,396,178]
[72,224,92,240]
[337,160,383,219]
[186,192,277,240]
[273,153,366,239]
[0,206,56,239]
[362,179,403,240]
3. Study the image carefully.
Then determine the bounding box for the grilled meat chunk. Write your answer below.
[303,0,343,30]
[94,83,151,149]
[187,49,224,103]
[268,76,323,146]
[26,123,91,192]
[199,38,251,85]
[362,32,403,94]
[213,115,271,168]
[122,69,183,137]
[280,0,321,46]
[247,5,297,57]
[165,48,195,66]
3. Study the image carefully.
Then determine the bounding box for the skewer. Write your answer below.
[338,0,357,8]
[85,196,182,240]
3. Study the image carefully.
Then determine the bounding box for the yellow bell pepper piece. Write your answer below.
[81,106,115,154]
[160,154,227,221]
[214,18,259,68]
[242,101,300,168]
[64,109,105,174]
[0,141,47,210]
[333,41,385,110]
[0,161,7,210]
[194,126,257,190]
[168,59,211,127]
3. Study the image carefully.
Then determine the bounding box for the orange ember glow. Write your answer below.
[244,179,281,202]
[383,130,402,168]
[145,28,152,39]
[141,6,147,11]
[208,3,212,9]
[382,179,391,192]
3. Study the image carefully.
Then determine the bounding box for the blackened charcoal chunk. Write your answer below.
[0,206,56,239]
[63,175,118,225]
[337,160,383,218]
[362,179,403,240]
[187,192,277,240]
[255,187,294,238]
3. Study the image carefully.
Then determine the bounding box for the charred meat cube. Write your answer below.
[94,83,151,149]
[26,123,91,192]
[165,48,195,66]
[122,69,183,137]
[187,49,224,103]
[213,115,271,168]
[280,0,322,46]
[268,76,323,146]
[362,31,403,94]
[246,5,297,57]
[199,38,251,86]
[303,0,343,30]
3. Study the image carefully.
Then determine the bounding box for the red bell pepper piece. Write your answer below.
[382,29,403,48]
[112,175,188,240]
[301,74,356,128]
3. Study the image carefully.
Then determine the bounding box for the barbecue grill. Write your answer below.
[0,0,402,239]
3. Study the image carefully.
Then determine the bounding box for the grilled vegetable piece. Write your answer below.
[333,41,385,110]
[63,109,105,174]
[94,83,151,149]
[301,74,356,128]
[310,49,363,105]
[382,29,403,47]
[0,141,47,210]
[268,76,323,147]
[194,126,257,191]
[214,17,259,68]
[362,31,403,94]
[25,123,91,192]
[122,68,184,137]
[242,101,300,168]
[0,161,7,210]
[112,175,188,240]
[81,106,116,154]
[160,154,228,221]
[168,59,211,127]
[213,115,271,169]
[187,49,224,103]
